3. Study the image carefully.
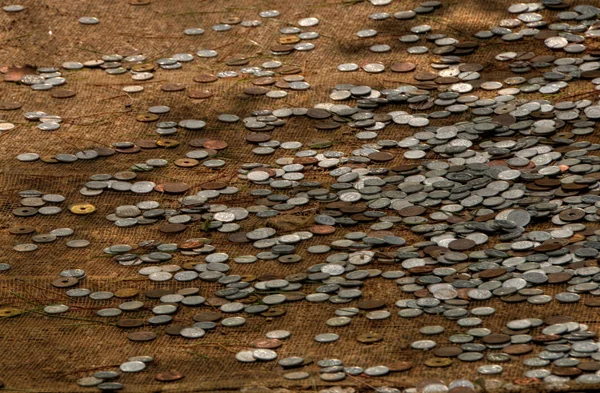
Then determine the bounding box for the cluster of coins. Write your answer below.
[8,0,600,391]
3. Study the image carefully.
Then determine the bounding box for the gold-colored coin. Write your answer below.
[424,358,452,368]
[136,113,159,122]
[131,63,156,72]
[0,307,23,318]
[40,155,59,163]
[114,288,140,298]
[69,203,96,215]
[156,139,180,148]
[280,36,300,45]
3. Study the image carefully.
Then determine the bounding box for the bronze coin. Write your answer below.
[478,268,507,279]
[156,370,184,382]
[244,87,268,95]
[398,206,426,217]
[127,331,157,342]
[145,289,173,299]
[279,36,300,45]
[193,73,218,83]
[252,338,282,349]
[503,344,533,355]
[129,0,151,5]
[174,158,199,168]
[545,315,573,325]
[246,133,271,143]
[310,225,336,235]
[8,226,36,235]
[578,361,600,372]
[356,332,383,343]
[584,297,600,307]
[159,223,187,233]
[306,108,331,119]
[271,44,295,52]
[188,138,209,147]
[136,139,158,149]
[50,89,76,99]
[115,145,141,154]
[552,367,581,377]
[52,277,79,288]
[200,181,227,190]
[356,299,386,310]
[448,239,476,251]
[388,361,413,372]
[203,140,228,150]
[154,139,179,148]
[193,312,221,322]
[368,152,394,162]
[161,83,185,92]
[41,155,60,163]
[160,182,190,194]
[114,288,140,298]
[482,334,510,345]
[228,232,249,243]
[314,121,341,130]
[117,319,145,328]
[95,147,116,156]
[433,347,462,357]
[413,72,438,81]
[165,325,184,336]
[0,101,23,110]
[284,292,306,302]
[559,208,585,222]
[136,113,159,122]
[187,90,213,99]
[458,63,484,72]
[12,207,38,217]
[252,77,276,86]
[221,16,241,24]
[391,62,416,72]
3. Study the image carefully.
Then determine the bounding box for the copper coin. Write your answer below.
[188,138,209,147]
[478,268,506,279]
[226,57,249,66]
[391,62,416,72]
[129,0,151,5]
[8,226,35,235]
[95,147,116,156]
[559,209,585,222]
[482,334,510,344]
[136,139,158,149]
[187,90,213,99]
[246,133,271,143]
[356,299,386,310]
[159,223,187,233]
[448,239,476,251]
[252,338,282,349]
[413,72,438,81]
[578,361,600,372]
[584,298,600,307]
[244,87,268,96]
[545,315,573,325]
[398,206,426,217]
[161,83,185,92]
[156,370,184,382]
[136,113,159,122]
[145,289,173,299]
[314,121,340,130]
[50,89,76,99]
[165,325,184,336]
[0,101,23,110]
[368,152,394,162]
[552,367,581,377]
[200,181,227,190]
[115,146,141,154]
[117,319,145,328]
[193,312,221,322]
[127,331,157,342]
[174,158,199,168]
[193,73,218,83]
[503,344,532,355]
[203,140,228,150]
[252,77,276,86]
[310,225,336,235]
[160,182,190,194]
[271,44,295,52]
[52,277,79,288]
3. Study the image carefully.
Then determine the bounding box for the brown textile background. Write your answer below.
[1,0,600,392]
